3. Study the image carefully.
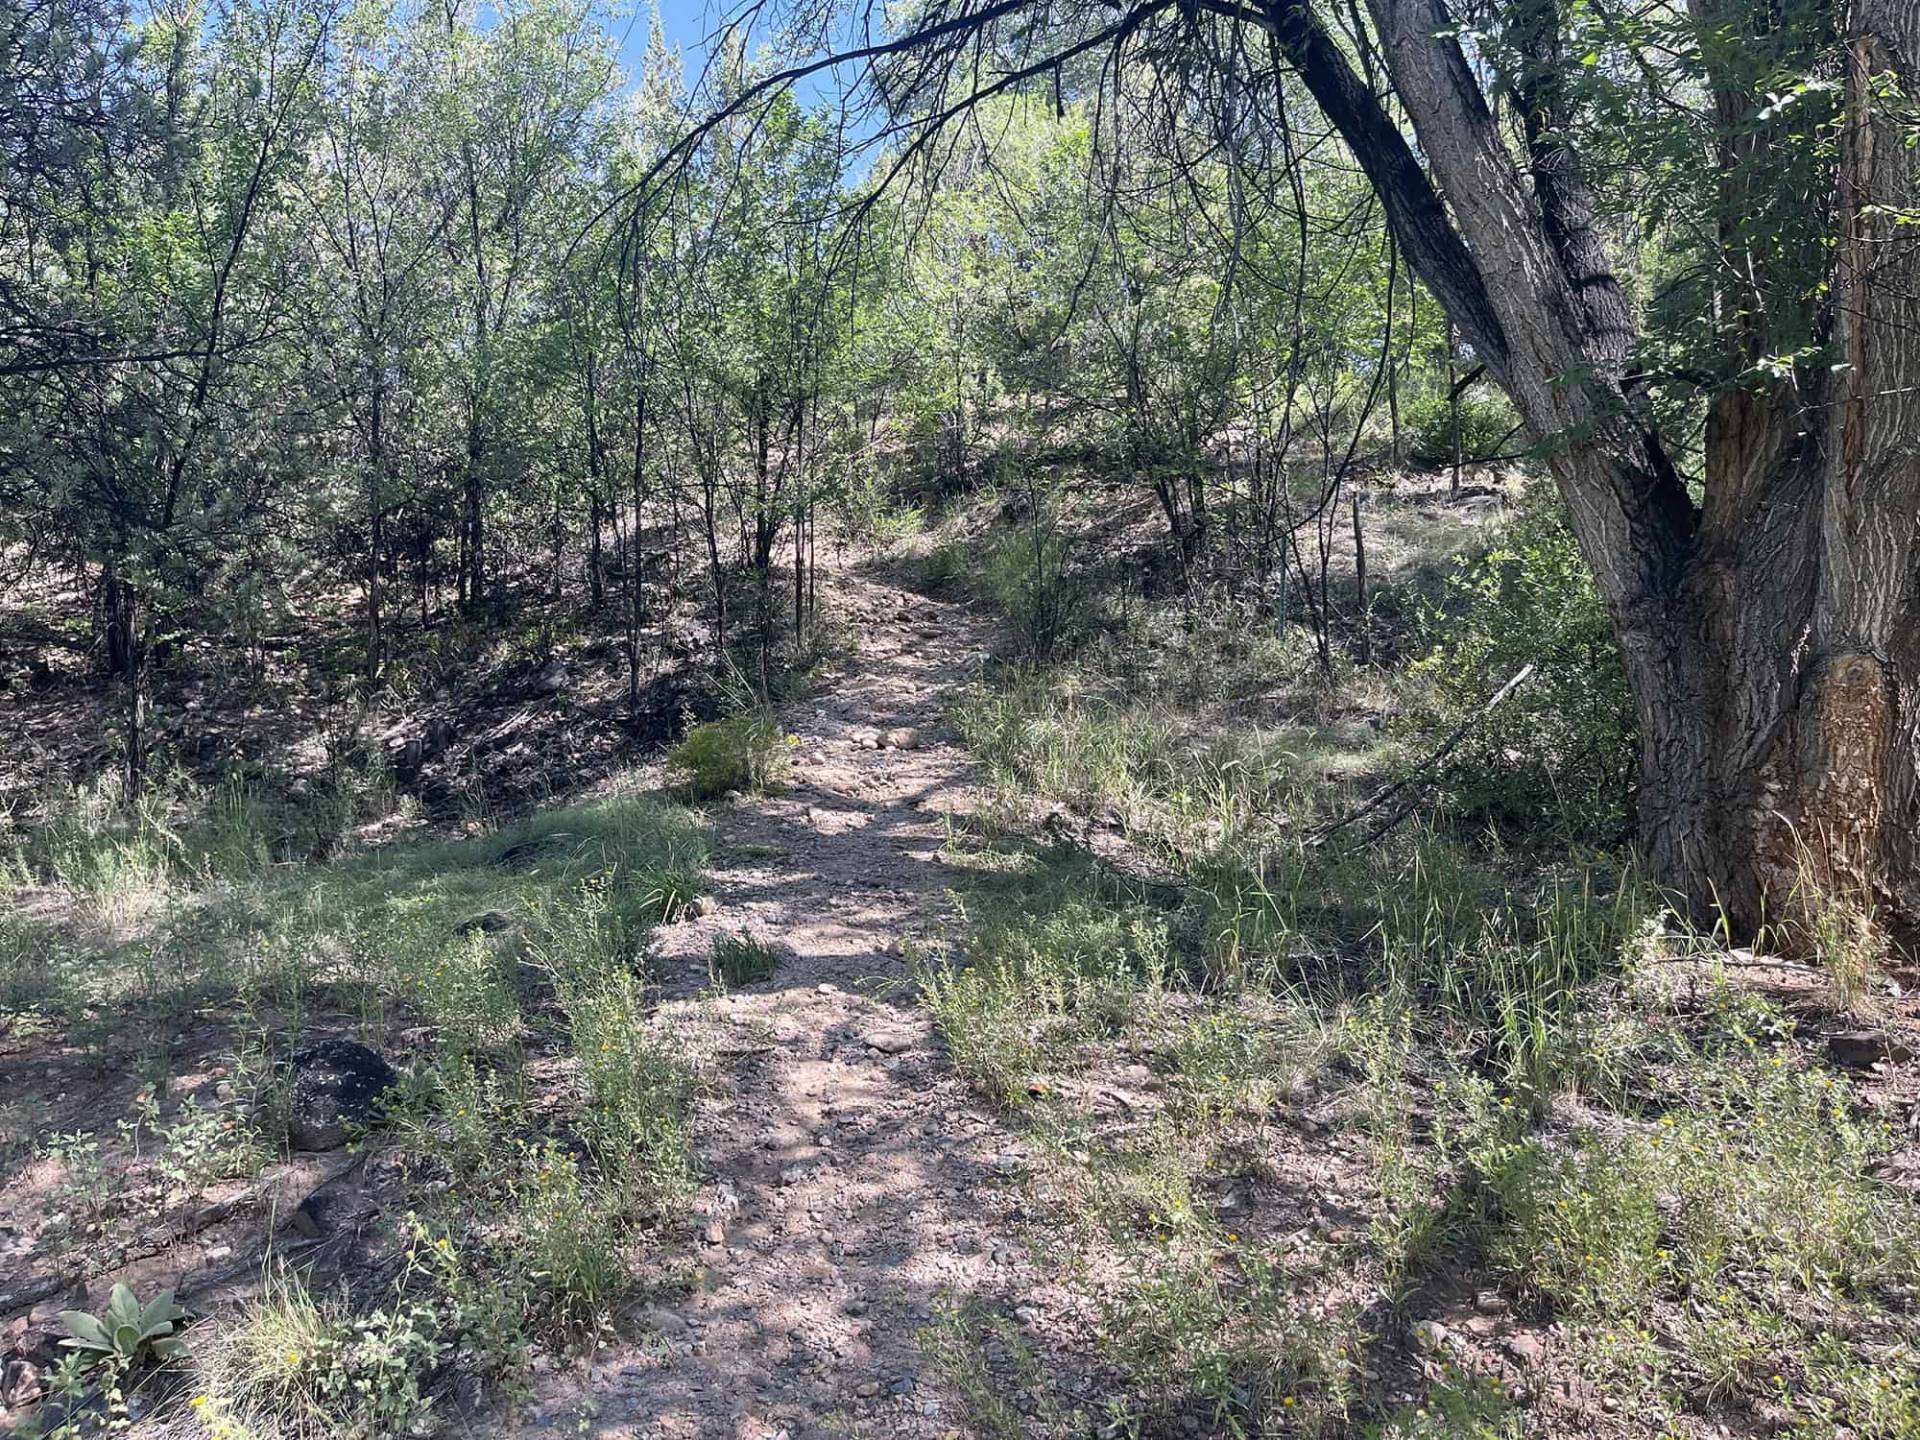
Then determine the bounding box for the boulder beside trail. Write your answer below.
[286,1039,399,1151]
[1826,1029,1916,1070]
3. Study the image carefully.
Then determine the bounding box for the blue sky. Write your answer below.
[609,0,775,92]
[608,0,873,135]
[610,0,703,75]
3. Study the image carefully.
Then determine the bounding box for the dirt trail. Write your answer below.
[528,566,1049,1439]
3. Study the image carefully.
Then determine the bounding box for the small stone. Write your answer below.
[888,1375,917,1396]
[991,1245,1015,1264]
[635,1306,689,1337]
[204,1244,233,1262]
[1474,1289,1509,1314]
[863,1027,914,1055]
[1505,1333,1546,1366]
[3,1360,43,1408]
[293,1181,375,1239]
[856,1381,881,1398]
[882,727,921,751]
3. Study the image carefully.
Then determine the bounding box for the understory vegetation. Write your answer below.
[905,481,1920,1438]
[2,779,709,1435]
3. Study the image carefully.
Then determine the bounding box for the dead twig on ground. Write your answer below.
[1308,663,1536,851]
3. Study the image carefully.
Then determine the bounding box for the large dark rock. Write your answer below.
[451,908,515,935]
[286,1040,398,1151]
[1827,1029,1917,1071]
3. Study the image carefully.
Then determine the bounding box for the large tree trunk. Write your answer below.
[1587,0,1920,936]
[1700,4,1920,934]
[1273,0,1920,936]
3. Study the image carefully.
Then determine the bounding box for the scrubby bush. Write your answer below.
[532,883,698,1217]
[837,468,926,546]
[1415,487,1634,841]
[1464,1006,1920,1430]
[202,1265,445,1439]
[919,870,1170,1106]
[1405,386,1519,468]
[916,535,973,593]
[668,710,791,799]
[982,517,1089,660]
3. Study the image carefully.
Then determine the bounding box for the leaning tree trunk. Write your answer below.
[1273,0,1920,936]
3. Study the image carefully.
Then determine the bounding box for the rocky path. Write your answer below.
[527,567,1049,1439]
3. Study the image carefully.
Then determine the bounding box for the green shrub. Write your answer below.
[1405,386,1518,468]
[406,925,525,1058]
[533,887,698,1213]
[837,469,926,545]
[1371,856,1647,1099]
[916,537,972,593]
[1163,1000,1322,1122]
[918,954,1045,1108]
[918,1300,1055,1439]
[952,673,1314,873]
[668,711,791,800]
[1100,1228,1360,1435]
[1415,487,1634,841]
[920,879,1169,1106]
[1370,1368,1521,1439]
[632,860,704,925]
[512,1143,629,1333]
[203,1266,444,1439]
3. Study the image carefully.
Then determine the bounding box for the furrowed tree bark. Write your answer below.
[1264,0,1920,935]
[1758,0,1920,928]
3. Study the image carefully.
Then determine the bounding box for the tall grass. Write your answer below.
[952,673,1355,872]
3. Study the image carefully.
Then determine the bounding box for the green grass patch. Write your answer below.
[10,774,711,1431]
[708,930,780,988]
